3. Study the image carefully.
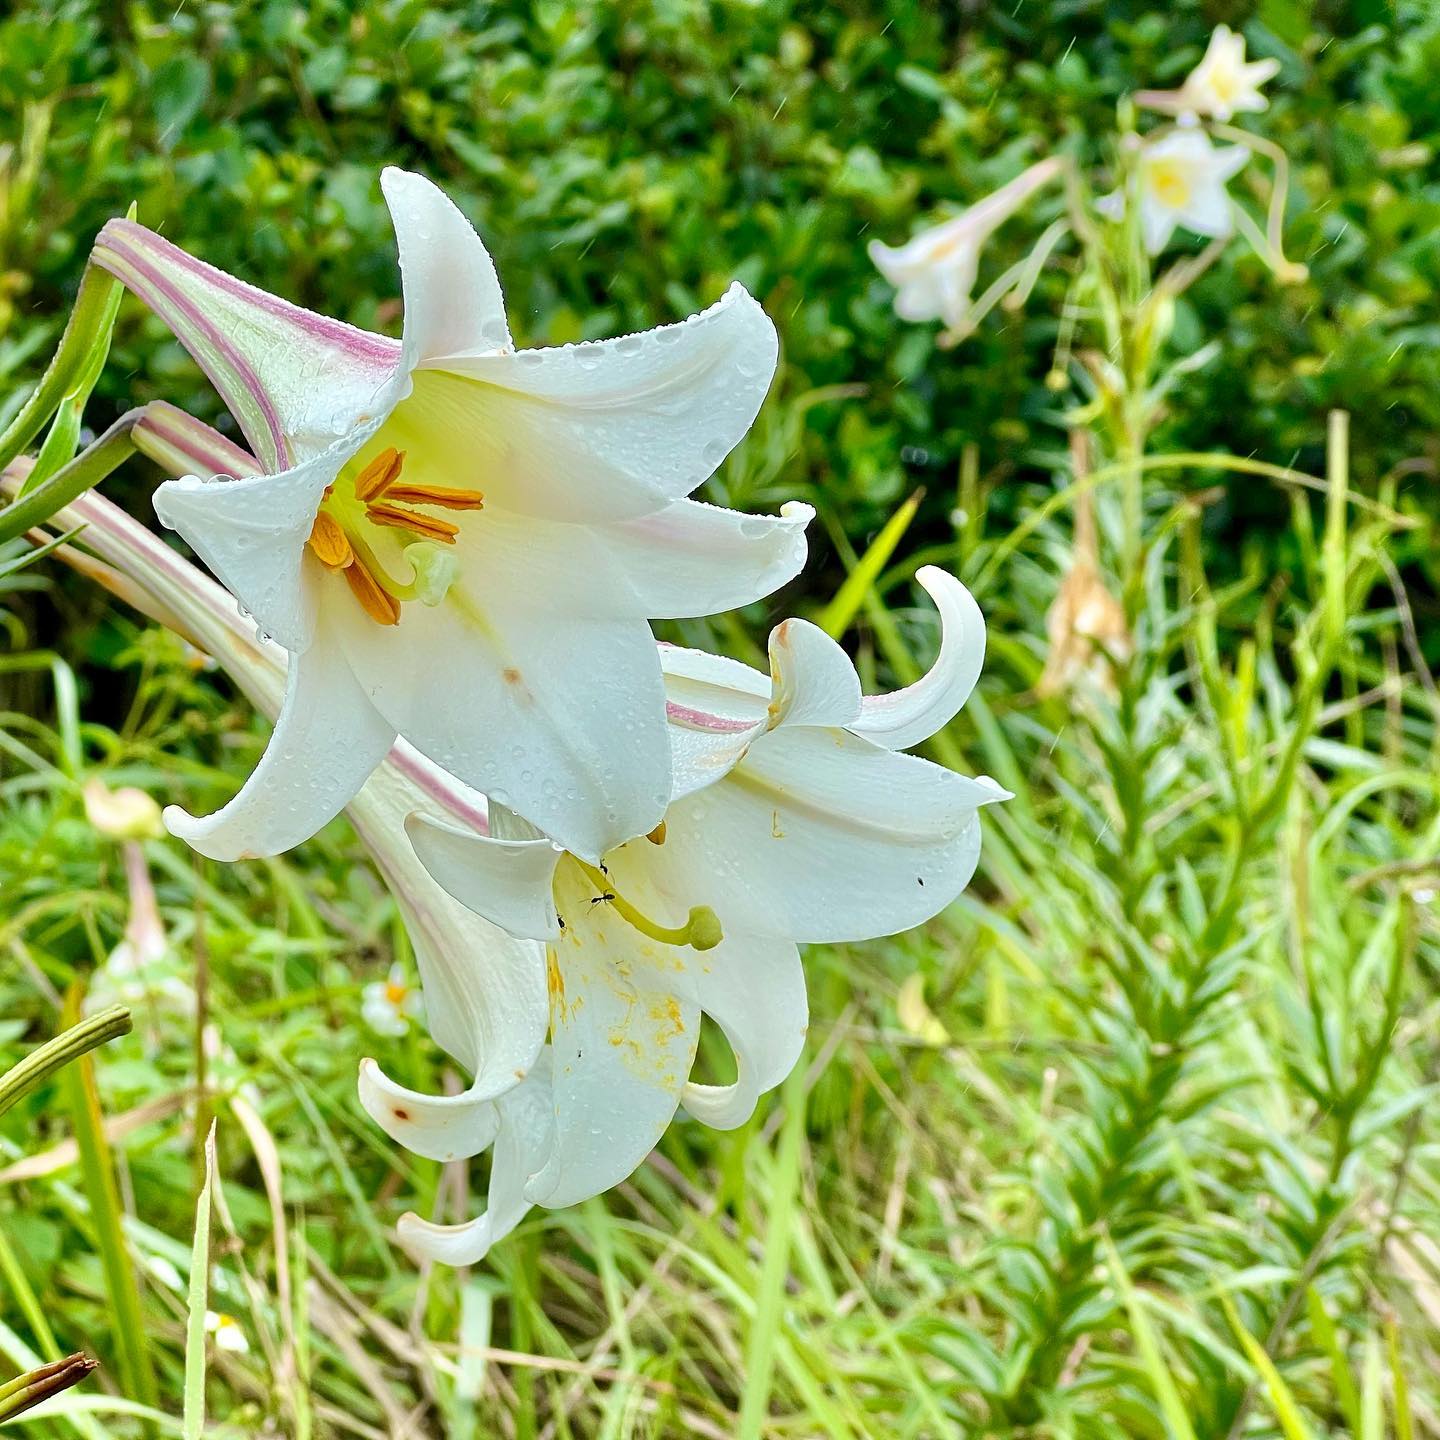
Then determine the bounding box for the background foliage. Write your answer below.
[2,2,1439,1438]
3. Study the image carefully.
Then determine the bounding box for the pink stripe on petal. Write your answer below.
[96,227,291,471]
[103,219,401,368]
[665,701,757,733]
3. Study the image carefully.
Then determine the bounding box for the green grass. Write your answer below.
[2,394,1439,1437]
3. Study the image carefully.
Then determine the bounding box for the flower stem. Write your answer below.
[0,1004,132,1120]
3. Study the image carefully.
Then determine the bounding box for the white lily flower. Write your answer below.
[389,567,1008,1265]
[868,157,1063,341]
[1120,131,1250,255]
[37,440,552,1162]
[1142,26,1280,122]
[92,168,813,864]
[362,962,424,1038]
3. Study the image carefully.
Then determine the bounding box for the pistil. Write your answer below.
[572,858,722,952]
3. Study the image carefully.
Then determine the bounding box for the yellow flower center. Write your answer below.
[384,979,409,1007]
[304,447,485,626]
[1147,159,1192,209]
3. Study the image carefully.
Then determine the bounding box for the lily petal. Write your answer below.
[766,618,863,731]
[151,435,373,653]
[851,567,986,751]
[333,512,670,859]
[396,1056,556,1267]
[357,1059,500,1163]
[678,932,807,1130]
[599,498,813,619]
[405,814,563,942]
[93,219,399,470]
[163,598,396,861]
[525,858,700,1208]
[407,281,777,521]
[657,726,1008,944]
[382,167,512,366]
[349,753,550,1097]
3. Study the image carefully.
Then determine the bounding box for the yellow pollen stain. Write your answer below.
[646,821,668,845]
[771,809,785,839]
[546,948,568,1018]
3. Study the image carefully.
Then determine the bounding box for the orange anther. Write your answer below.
[343,554,402,625]
[365,502,460,544]
[307,511,353,570]
[353,446,406,502]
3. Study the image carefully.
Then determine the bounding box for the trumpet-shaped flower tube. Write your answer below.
[93,168,812,862]
[868,157,1063,341]
[30,451,551,1160]
[396,567,1007,1265]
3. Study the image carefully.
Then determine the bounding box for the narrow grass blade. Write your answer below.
[183,1124,218,1440]
[737,1058,808,1440]
[1220,1296,1316,1440]
[1103,1236,1198,1440]
[817,488,923,640]
[59,989,157,1410]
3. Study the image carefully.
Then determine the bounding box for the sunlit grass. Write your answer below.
[2,407,1437,1437]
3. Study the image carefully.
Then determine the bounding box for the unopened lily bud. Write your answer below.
[83,778,163,841]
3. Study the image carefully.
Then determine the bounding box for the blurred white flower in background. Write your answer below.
[868,156,1064,342]
[204,1312,249,1354]
[1173,25,1280,122]
[82,777,163,841]
[362,963,424,1038]
[1100,131,1249,254]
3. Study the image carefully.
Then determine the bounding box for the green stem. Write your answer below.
[0,263,121,482]
[0,409,140,544]
[0,1004,132,1119]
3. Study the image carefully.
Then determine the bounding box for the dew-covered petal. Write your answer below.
[93,220,400,470]
[405,814,563,942]
[852,567,986,751]
[676,932,807,1131]
[598,498,812,619]
[333,511,670,860]
[152,431,377,654]
[396,281,777,522]
[358,1059,501,1163]
[656,726,1008,945]
[382,167,512,366]
[524,859,700,1208]
[395,1057,556,1267]
[163,602,397,861]
[766,618,863,731]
